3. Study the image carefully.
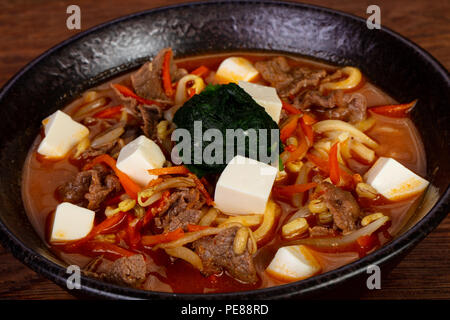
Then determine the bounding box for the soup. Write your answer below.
[22,49,428,293]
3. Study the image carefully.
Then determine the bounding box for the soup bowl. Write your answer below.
[0,1,448,299]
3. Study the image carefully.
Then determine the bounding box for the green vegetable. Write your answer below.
[173,83,283,177]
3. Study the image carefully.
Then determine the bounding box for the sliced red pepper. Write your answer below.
[284,126,309,163]
[162,49,174,97]
[93,105,123,119]
[147,166,190,176]
[306,152,330,173]
[191,65,210,78]
[280,115,299,142]
[329,142,340,185]
[273,182,318,197]
[84,154,141,199]
[112,83,161,106]
[281,101,302,114]
[302,113,317,125]
[141,228,185,246]
[126,214,142,250]
[357,234,379,252]
[369,100,417,118]
[285,144,296,152]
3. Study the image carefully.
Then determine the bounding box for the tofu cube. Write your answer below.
[238,81,283,123]
[214,155,278,215]
[116,135,166,187]
[364,157,429,201]
[50,202,95,242]
[38,110,89,158]
[215,57,259,84]
[266,245,322,282]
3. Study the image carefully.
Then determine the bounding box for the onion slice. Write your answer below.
[154,223,241,250]
[288,216,389,248]
[313,120,379,149]
[91,124,125,148]
[165,246,203,271]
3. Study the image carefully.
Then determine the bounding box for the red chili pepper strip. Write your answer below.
[141,228,185,247]
[273,182,318,197]
[369,100,417,118]
[93,105,123,118]
[280,115,299,142]
[191,65,210,78]
[162,49,174,97]
[126,215,142,250]
[329,142,340,185]
[112,83,161,106]
[281,101,302,114]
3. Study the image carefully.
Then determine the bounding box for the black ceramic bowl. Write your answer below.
[0,1,448,299]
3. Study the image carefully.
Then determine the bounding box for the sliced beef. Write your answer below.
[298,90,367,123]
[57,164,121,210]
[309,226,337,238]
[320,182,361,233]
[138,104,162,140]
[344,93,367,123]
[105,254,147,287]
[154,188,205,232]
[298,89,346,110]
[255,56,327,98]
[193,226,258,284]
[131,48,187,103]
[256,57,367,123]
[255,56,292,90]
[111,83,139,111]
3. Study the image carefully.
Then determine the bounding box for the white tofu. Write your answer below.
[50,202,95,242]
[238,81,283,123]
[364,157,429,201]
[214,155,277,215]
[266,245,322,282]
[116,135,166,187]
[37,110,89,158]
[215,57,259,84]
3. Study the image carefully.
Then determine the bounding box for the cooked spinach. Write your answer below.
[172,83,283,177]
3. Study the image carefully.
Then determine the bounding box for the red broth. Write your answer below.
[21,52,426,293]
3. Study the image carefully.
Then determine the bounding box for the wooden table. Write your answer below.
[0,0,448,300]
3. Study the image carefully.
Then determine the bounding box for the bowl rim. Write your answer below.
[0,0,448,299]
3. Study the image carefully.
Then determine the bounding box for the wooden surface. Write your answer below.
[0,0,448,300]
